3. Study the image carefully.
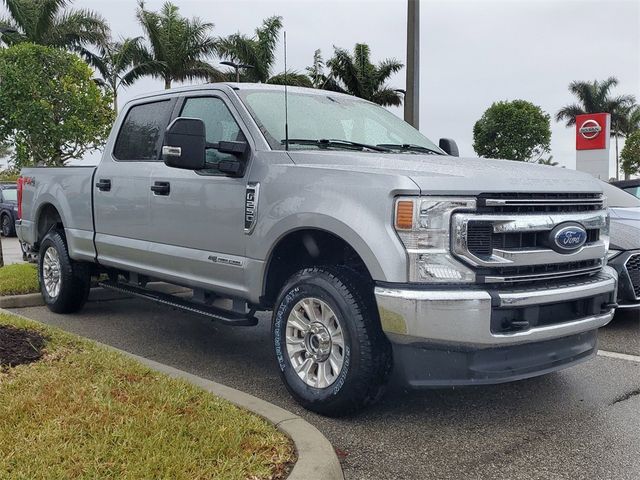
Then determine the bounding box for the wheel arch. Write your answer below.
[260,226,381,308]
[34,202,65,245]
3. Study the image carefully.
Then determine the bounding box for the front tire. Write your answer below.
[272,266,391,416]
[38,230,90,313]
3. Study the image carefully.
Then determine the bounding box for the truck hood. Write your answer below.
[287,151,603,195]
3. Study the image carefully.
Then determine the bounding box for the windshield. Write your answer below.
[2,188,16,201]
[237,89,443,153]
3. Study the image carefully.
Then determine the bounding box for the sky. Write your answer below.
[4,0,640,171]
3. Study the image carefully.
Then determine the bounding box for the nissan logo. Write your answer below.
[579,119,602,140]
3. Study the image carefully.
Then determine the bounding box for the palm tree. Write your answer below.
[136,1,221,90]
[306,49,325,88]
[217,16,281,83]
[326,43,404,107]
[556,77,636,178]
[620,104,640,137]
[84,37,150,114]
[0,0,108,53]
[216,16,309,87]
[304,49,342,91]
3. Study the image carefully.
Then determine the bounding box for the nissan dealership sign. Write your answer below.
[575,113,611,179]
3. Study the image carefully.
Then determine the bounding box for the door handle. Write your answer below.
[150,181,170,196]
[95,179,111,191]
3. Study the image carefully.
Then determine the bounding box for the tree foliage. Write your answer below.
[83,36,150,113]
[473,100,551,162]
[136,1,221,89]
[620,104,640,137]
[326,43,403,106]
[555,77,635,133]
[0,143,11,159]
[217,15,290,84]
[621,130,640,177]
[0,0,108,53]
[0,43,114,167]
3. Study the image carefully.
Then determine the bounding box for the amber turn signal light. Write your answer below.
[395,200,414,230]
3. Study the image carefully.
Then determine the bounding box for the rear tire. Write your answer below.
[38,230,90,313]
[272,266,392,416]
[1,214,15,237]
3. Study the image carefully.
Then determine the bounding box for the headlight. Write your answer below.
[394,197,476,283]
[606,249,622,261]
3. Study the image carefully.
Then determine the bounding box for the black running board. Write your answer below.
[98,281,258,326]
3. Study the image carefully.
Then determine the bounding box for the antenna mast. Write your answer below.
[284,31,289,151]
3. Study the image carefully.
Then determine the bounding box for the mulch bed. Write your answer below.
[0,325,45,367]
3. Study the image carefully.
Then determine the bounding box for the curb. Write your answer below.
[120,351,344,480]
[0,292,43,308]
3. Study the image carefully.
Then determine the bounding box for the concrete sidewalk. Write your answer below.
[1,237,24,265]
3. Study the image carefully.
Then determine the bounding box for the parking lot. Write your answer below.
[10,288,639,480]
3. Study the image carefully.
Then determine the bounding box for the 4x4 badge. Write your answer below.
[244,182,260,234]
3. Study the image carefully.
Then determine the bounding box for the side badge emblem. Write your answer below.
[244,182,260,234]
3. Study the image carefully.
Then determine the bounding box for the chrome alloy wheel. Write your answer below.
[42,246,62,298]
[285,297,346,388]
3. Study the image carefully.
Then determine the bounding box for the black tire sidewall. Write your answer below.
[273,269,368,409]
[1,215,10,237]
[38,231,89,313]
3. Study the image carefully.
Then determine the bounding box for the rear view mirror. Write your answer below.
[162,117,207,170]
[439,138,459,157]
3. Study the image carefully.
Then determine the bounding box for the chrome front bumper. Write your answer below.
[375,266,618,348]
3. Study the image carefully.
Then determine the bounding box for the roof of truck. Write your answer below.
[128,82,357,103]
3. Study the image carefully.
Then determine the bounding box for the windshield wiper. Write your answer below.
[282,138,391,152]
[377,143,443,155]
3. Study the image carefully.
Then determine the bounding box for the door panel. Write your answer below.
[93,159,154,269]
[147,95,251,295]
[94,99,174,271]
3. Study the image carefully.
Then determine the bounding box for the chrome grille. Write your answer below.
[625,253,640,299]
[478,192,605,214]
[452,194,608,284]
[467,221,600,256]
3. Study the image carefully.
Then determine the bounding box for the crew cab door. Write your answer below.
[146,93,253,297]
[93,98,176,271]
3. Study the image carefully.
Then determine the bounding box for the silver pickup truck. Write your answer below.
[17,83,618,416]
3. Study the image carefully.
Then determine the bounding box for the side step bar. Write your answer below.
[98,280,258,326]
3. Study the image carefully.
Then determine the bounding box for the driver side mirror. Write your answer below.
[162,117,207,170]
[439,138,459,157]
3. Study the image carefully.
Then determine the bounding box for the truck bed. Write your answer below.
[18,166,97,262]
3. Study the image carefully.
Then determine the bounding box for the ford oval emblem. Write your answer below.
[550,223,588,253]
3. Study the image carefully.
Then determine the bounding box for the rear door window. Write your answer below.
[113,100,173,161]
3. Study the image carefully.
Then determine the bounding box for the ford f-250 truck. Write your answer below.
[17,83,618,416]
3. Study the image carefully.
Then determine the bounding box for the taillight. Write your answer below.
[17,176,23,220]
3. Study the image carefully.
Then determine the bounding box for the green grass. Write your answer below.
[0,263,39,295]
[0,313,294,480]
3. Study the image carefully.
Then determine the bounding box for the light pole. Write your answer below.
[404,0,420,129]
[220,61,254,83]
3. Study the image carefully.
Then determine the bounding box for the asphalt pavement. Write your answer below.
[10,290,640,480]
